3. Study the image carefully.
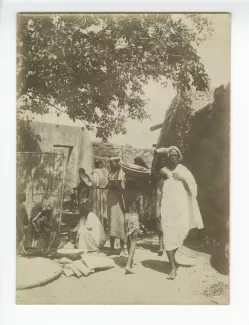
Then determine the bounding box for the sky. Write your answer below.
[92,13,230,149]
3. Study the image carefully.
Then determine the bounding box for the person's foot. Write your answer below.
[125,266,135,274]
[166,268,177,280]
[157,249,163,256]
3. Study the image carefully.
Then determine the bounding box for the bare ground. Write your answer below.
[16,236,229,305]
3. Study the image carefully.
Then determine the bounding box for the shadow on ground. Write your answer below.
[210,254,229,276]
[137,242,159,253]
[113,256,128,268]
[141,259,171,274]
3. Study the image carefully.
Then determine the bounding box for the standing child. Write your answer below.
[122,175,144,274]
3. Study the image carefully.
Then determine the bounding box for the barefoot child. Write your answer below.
[122,175,144,274]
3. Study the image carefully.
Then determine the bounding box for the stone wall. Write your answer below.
[92,142,154,170]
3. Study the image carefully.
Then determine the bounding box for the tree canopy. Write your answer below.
[17,13,213,140]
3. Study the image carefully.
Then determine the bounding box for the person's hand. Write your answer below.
[172,172,185,182]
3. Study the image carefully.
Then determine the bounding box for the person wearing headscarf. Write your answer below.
[92,160,108,226]
[72,168,106,252]
[73,204,107,253]
[106,156,126,254]
[156,146,204,279]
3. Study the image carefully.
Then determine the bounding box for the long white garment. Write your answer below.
[160,164,204,251]
[77,212,107,252]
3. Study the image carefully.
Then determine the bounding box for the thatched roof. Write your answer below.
[156,88,215,149]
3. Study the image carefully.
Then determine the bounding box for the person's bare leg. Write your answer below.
[119,239,127,256]
[127,238,131,255]
[173,248,179,268]
[110,236,115,251]
[158,232,164,256]
[166,250,177,279]
[125,237,137,274]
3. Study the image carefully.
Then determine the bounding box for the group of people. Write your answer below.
[16,145,204,279]
[72,147,204,278]
[71,157,145,273]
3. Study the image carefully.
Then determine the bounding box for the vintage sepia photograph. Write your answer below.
[16,13,230,305]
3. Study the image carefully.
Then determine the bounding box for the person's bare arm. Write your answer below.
[155,167,171,219]
[172,172,190,192]
[137,194,144,224]
[156,178,163,220]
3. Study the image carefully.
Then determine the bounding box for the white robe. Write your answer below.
[77,212,107,252]
[160,164,204,251]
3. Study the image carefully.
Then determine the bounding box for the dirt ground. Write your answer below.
[16,235,229,305]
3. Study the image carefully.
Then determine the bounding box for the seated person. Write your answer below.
[24,198,56,255]
[72,200,106,252]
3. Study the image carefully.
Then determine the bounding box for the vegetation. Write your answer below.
[17,13,213,140]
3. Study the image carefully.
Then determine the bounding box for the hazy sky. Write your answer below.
[91,13,230,149]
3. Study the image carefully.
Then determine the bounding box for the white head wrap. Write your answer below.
[167,146,183,161]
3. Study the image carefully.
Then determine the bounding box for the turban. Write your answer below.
[155,146,183,161]
[167,146,183,161]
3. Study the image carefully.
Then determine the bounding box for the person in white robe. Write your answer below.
[74,211,107,252]
[156,146,204,279]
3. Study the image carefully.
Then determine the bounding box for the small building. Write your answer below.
[17,112,93,201]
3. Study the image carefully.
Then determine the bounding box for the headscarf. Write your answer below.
[167,146,183,161]
[79,168,93,187]
[155,146,183,162]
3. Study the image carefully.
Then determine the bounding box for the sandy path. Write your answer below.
[16,236,229,305]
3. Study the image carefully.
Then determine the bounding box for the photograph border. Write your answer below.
[0,0,248,324]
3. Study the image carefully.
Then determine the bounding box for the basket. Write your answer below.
[120,163,150,179]
[16,256,62,290]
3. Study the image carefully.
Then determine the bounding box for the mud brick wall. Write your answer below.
[92,142,154,171]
